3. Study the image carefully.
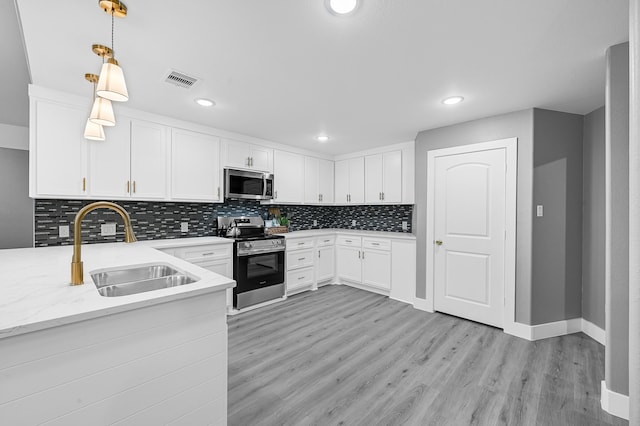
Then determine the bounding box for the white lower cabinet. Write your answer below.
[286,237,316,295]
[163,243,234,310]
[337,236,392,293]
[316,244,335,284]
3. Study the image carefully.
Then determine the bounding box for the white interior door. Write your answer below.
[433,148,506,328]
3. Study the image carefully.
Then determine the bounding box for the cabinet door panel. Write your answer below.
[316,245,335,282]
[349,157,365,204]
[362,250,391,289]
[318,159,334,204]
[130,120,168,199]
[337,246,361,282]
[34,101,87,197]
[273,150,304,203]
[365,154,383,203]
[304,157,319,204]
[224,140,251,169]
[172,129,220,201]
[88,118,131,198]
[383,150,402,203]
[250,146,272,172]
[334,160,349,204]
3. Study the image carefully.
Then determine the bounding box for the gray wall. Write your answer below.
[414,109,535,323]
[605,42,629,396]
[0,147,33,249]
[582,106,606,329]
[531,109,584,324]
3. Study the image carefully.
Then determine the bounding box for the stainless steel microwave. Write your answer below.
[224,168,274,200]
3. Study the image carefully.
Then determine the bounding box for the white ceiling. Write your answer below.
[13,0,629,155]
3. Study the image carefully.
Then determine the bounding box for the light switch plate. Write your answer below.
[536,205,544,217]
[59,225,69,238]
[402,221,408,231]
[313,220,318,227]
[352,220,357,226]
[101,223,117,236]
[181,222,189,232]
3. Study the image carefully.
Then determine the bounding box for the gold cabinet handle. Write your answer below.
[127,180,130,193]
[435,240,443,246]
[82,177,86,192]
[133,181,137,193]
[217,187,221,198]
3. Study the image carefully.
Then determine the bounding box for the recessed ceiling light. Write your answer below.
[326,0,359,15]
[316,135,330,142]
[442,96,464,105]
[195,98,215,107]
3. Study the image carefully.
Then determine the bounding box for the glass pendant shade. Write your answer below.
[89,96,116,126]
[96,58,129,102]
[84,118,105,141]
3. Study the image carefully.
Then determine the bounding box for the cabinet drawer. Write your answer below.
[336,236,362,247]
[188,258,232,279]
[287,267,314,290]
[287,237,315,251]
[316,236,336,247]
[363,238,391,251]
[174,244,232,261]
[287,248,314,270]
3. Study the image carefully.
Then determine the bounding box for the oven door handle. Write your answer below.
[237,247,285,257]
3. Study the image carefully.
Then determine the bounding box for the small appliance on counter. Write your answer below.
[217,216,285,310]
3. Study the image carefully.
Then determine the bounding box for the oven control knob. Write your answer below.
[245,242,253,249]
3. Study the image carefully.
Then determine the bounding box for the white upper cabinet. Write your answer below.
[171,128,221,202]
[222,139,273,172]
[273,150,304,203]
[30,99,88,198]
[88,116,131,198]
[304,157,334,204]
[87,118,168,200]
[335,157,365,204]
[365,150,402,204]
[130,120,169,200]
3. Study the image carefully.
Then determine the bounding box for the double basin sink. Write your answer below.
[91,264,198,297]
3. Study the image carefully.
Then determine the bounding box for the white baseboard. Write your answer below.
[601,380,629,420]
[581,318,606,346]
[412,298,433,313]
[529,318,582,340]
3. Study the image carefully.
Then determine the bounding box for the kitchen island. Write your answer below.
[0,238,234,426]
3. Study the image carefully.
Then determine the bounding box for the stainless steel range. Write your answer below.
[217,216,285,310]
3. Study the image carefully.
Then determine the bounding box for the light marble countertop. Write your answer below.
[279,229,416,240]
[0,237,235,340]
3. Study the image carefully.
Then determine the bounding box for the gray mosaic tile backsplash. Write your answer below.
[34,199,412,247]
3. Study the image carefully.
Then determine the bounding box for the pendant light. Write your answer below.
[96,0,129,102]
[89,46,116,126]
[84,73,106,141]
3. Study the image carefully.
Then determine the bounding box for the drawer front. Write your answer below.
[363,238,391,251]
[287,248,315,270]
[287,237,315,251]
[287,267,314,290]
[316,236,336,247]
[336,236,362,247]
[188,258,233,279]
[175,244,232,261]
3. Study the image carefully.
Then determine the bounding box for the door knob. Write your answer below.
[435,240,443,246]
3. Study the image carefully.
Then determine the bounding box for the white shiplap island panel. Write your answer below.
[0,238,234,426]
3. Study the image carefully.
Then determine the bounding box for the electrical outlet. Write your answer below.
[101,223,116,236]
[402,221,408,231]
[59,225,69,238]
[181,222,189,232]
[536,205,544,217]
[313,220,318,227]
[352,220,357,226]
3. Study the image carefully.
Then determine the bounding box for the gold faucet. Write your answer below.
[71,201,137,285]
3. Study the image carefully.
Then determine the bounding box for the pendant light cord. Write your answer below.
[111,10,115,54]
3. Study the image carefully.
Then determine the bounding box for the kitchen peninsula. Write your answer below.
[0,238,234,426]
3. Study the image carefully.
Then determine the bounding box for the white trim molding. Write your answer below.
[413,297,434,313]
[529,318,582,341]
[581,318,606,346]
[601,380,630,420]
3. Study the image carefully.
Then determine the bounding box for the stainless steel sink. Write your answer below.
[91,264,198,297]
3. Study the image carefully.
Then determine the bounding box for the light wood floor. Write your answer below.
[228,285,628,426]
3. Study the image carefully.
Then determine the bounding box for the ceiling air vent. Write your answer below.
[163,70,199,89]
